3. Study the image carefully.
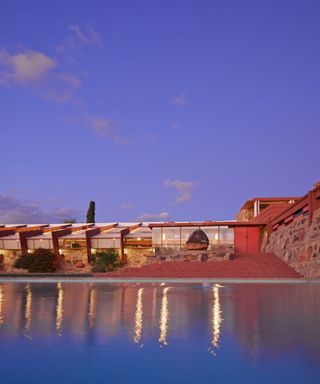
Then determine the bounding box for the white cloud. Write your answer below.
[170,91,189,106]
[68,25,101,47]
[56,25,102,56]
[137,211,170,221]
[164,179,197,203]
[87,116,130,145]
[1,25,101,102]
[0,48,82,103]
[43,72,82,103]
[0,194,79,224]
[0,49,56,85]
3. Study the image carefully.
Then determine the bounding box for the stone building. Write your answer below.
[1,183,320,276]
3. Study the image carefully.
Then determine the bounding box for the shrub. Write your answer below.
[13,253,34,269]
[0,253,4,269]
[91,260,108,273]
[91,249,119,273]
[14,249,57,273]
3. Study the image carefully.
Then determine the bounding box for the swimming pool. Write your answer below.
[0,282,319,383]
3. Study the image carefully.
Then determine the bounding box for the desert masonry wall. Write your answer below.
[264,208,320,278]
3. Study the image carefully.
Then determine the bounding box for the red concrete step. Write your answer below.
[96,253,302,279]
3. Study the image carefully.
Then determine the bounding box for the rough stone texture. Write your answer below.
[148,244,234,264]
[74,261,85,268]
[186,229,209,250]
[264,208,320,278]
[60,249,88,267]
[1,250,21,272]
[236,208,253,222]
[125,248,153,267]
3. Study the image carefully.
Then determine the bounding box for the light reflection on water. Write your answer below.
[133,287,144,345]
[55,282,63,335]
[23,283,32,338]
[159,286,170,346]
[0,282,319,384]
[88,285,96,329]
[209,284,223,355]
[0,284,4,326]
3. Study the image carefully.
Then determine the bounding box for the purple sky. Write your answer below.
[0,0,319,223]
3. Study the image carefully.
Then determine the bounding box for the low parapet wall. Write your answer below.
[148,244,234,264]
[264,208,320,278]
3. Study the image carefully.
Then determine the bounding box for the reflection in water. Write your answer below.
[0,282,319,367]
[24,284,32,337]
[152,287,157,324]
[209,284,223,355]
[56,283,64,334]
[0,283,319,384]
[88,286,96,329]
[0,284,3,326]
[212,284,223,348]
[159,287,170,346]
[133,288,144,344]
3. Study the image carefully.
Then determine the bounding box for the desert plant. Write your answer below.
[86,200,95,223]
[91,249,119,272]
[14,249,57,273]
[13,253,34,269]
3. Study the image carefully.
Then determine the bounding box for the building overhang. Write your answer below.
[149,221,264,228]
[239,197,301,211]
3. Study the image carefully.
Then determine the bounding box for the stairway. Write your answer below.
[97,253,303,278]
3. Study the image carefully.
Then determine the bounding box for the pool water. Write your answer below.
[0,282,319,384]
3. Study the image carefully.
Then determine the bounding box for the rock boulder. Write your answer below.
[186,229,209,250]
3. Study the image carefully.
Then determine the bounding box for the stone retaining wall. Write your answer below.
[147,244,233,264]
[264,208,320,278]
[125,248,153,267]
[0,250,21,271]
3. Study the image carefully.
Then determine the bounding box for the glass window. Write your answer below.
[226,228,234,244]
[201,226,219,244]
[91,238,121,249]
[152,228,162,246]
[162,227,181,247]
[59,239,87,249]
[3,239,21,250]
[217,226,234,244]
[181,226,199,241]
[219,226,228,243]
[27,239,53,249]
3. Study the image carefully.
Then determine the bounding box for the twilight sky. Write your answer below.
[0,0,319,223]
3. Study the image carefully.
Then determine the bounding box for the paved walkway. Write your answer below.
[99,253,302,279]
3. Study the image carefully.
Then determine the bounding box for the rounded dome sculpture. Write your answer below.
[186,229,209,250]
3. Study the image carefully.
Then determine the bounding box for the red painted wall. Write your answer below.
[234,227,260,254]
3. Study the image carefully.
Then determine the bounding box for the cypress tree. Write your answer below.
[86,200,95,223]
